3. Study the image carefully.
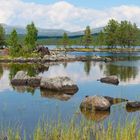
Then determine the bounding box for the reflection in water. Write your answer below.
[63,62,68,68]
[12,86,76,101]
[104,96,128,105]
[80,108,110,121]
[0,54,140,135]
[0,64,3,79]
[84,61,92,75]
[126,106,140,113]
[9,63,49,80]
[104,64,138,82]
[12,86,36,95]
[41,89,74,101]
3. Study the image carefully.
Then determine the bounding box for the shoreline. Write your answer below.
[0,54,112,63]
[53,48,140,53]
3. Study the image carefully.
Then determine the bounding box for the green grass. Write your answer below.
[0,118,139,140]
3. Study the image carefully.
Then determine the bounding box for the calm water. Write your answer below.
[0,51,140,134]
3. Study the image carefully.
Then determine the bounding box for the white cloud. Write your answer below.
[0,0,140,31]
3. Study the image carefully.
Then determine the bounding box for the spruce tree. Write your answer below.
[0,25,5,47]
[62,32,69,48]
[83,26,92,48]
[8,29,20,56]
[25,22,38,52]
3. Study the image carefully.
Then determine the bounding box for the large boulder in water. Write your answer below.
[80,96,111,111]
[100,76,119,85]
[40,76,78,94]
[11,71,41,87]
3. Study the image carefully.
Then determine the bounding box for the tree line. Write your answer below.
[0,19,140,57]
[0,22,38,57]
[62,19,140,48]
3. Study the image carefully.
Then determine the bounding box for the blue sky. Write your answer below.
[1,0,140,31]
[23,0,140,9]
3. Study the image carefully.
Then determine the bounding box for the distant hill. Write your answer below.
[1,24,104,37]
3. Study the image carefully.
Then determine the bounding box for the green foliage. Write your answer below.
[0,118,139,140]
[96,31,105,47]
[102,19,139,48]
[62,32,69,48]
[0,25,5,47]
[83,26,93,47]
[104,19,119,48]
[8,29,21,57]
[117,21,139,47]
[24,22,38,52]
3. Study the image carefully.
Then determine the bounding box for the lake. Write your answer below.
[0,51,140,135]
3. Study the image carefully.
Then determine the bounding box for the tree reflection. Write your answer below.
[0,64,3,79]
[84,60,92,75]
[63,62,68,68]
[104,64,138,82]
[13,86,35,95]
[9,63,49,80]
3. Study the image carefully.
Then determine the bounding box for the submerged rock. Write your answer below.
[11,71,41,87]
[80,96,111,111]
[126,101,140,108]
[103,96,128,105]
[40,76,78,94]
[100,76,119,85]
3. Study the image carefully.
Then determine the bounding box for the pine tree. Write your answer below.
[0,25,5,47]
[104,19,119,48]
[25,22,38,52]
[97,31,105,47]
[8,29,20,56]
[62,32,69,48]
[83,26,93,48]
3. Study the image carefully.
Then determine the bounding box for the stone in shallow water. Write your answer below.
[40,76,78,94]
[103,96,128,105]
[126,101,140,108]
[100,76,119,85]
[80,96,111,111]
[11,71,41,87]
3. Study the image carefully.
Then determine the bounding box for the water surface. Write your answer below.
[0,52,140,134]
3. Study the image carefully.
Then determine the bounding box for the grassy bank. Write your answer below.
[0,118,139,140]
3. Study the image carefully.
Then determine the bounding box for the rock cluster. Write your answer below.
[11,71,78,94]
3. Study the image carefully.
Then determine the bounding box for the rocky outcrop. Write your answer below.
[42,54,76,62]
[126,101,140,108]
[40,76,78,94]
[100,76,119,85]
[80,96,111,111]
[36,46,50,56]
[103,96,128,105]
[11,71,79,95]
[11,71,41,87]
